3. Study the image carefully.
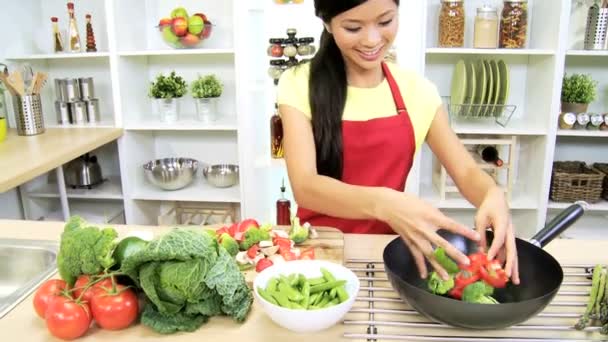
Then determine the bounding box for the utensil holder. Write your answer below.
[584,5,608,50]
[12,94,45,136]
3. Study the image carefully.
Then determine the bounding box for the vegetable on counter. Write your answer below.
[574,264,608,332]
[257,267,349,310]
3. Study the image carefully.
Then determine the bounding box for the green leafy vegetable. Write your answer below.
[148,71,188,99]
[57,216,118,285]
[289,217,309,244]
[239,227,271,250]
[427,271,455,295]
[219,233,239,257]
[575,264,604,330]
[121,228,252,334]
[432,247,459,274]
[462,281,498,304]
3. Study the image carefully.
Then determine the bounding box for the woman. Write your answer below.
[277,0,519,284]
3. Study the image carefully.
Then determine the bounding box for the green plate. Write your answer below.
[450,59,467,106]
[472,59,487,117]
[482,59,493,117]
[496,59,510,117]
[489,60,500,117]
[464,60,476,116]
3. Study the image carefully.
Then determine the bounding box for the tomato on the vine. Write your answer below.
[45,296,91,340]
[90,285,139,330]
[73,275,113,304]
[33,279,68,318]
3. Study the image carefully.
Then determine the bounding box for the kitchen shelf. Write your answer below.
[27,176,123,200]
[117,49,235,57]
[5,52,111,60]
[46,119,116,129]
[450,120,548,136]
[124,117,237,131]
[548,200,608,212]
[420,184,537,210]
[42,201,125,225]
[425,48,556,56]
[557,129,608,137]
[131,177,241,203]
[566,50,608,57]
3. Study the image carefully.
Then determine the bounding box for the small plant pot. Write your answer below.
[155,98,180,123]
[561,102,588,114]
[195,97,218,123]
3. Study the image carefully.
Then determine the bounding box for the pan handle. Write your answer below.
[529,201,587,248]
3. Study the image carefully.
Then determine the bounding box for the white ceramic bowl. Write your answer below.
[252,260,360,333]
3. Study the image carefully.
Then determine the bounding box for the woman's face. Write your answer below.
[327,0,399,72]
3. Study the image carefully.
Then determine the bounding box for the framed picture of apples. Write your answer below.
[157,7,213,49]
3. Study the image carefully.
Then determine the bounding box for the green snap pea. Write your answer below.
[321,267,336,282]
[315,294,330,308]
[336,285,349,303]
[267,278,279,293]
[278,281,303,302]
[288,273,300,287]
[271,289,292,308]
[290,302,305,310]
[309,293,319,305]
[329,287,337,299]
[310,280,347,294]
[308,276,326,285]
[300,281,311,308]
[257,287,278,305]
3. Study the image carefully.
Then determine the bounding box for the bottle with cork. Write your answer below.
[67,2,82,53]
[276,178,291,226]
[85,14,97,52]
[51,17,64,53]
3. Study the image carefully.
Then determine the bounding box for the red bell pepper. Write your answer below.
[479,259,509,288]
[299,247,315,260]
[273,237,292,254]
[247,245,259,259]
[454,267,480,289]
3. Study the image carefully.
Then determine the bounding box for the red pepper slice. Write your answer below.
[449,286,464,300]
[273,237,292,254]
[454,267,480,289]
[479,259,509,288]
[299,247,315,260]
[246,245,259,259]
[280,250,297,261]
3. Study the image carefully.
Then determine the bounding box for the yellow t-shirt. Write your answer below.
[276,61,443,153]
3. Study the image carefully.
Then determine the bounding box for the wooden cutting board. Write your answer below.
[208,225,345,285]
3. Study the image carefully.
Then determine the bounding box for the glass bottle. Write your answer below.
[438,0,465,48]
[67,2,82,52]
[499,0,528,49]
[51,17,64,52]
[477,145,504,167]
[474,5,498,48]
[276,179,291,226]
[270,103,284,159]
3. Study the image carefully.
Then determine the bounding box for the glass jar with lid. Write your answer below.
[474,5,499,48]
[438,0,465,48]
[499,0,528,48]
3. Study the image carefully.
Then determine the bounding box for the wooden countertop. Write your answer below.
[0,219,603,341]
[0,128,123,193]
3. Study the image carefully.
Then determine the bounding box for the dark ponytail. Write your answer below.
[309,28,347,180]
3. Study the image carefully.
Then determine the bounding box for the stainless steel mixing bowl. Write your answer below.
[143,157,198,190]
[202,164,239,188]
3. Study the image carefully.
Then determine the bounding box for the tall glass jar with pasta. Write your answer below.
[499,0,528,48]
[438,0,465,48]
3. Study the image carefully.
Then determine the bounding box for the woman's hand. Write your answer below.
[379,190,481,280]
[474,186,520,285]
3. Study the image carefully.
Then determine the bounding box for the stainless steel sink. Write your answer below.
[0,239,58,319]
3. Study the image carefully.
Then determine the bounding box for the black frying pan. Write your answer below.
[383,203,586,330]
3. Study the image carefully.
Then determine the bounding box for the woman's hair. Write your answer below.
[310,0,399,179]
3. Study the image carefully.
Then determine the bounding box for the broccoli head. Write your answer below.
[289,217,309,244]
[220,233,239,256]
[462,281,498,304]
[427,271,455,295]
[239,227,271,250]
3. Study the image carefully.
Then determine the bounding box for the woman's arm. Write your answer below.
[425,106,500,207]
[279,104,389,220]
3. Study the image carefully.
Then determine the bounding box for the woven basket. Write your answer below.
[592,163,608,201]
[550,161,604,203]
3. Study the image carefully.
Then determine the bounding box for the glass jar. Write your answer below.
[297,37,315,56]
[267,38,284,57]
[574,112,590,130]
[474,5,498,48]
[499,0,528,49]
[268,59,286,81]
[558,112,576,130]
[601,113,608,131]
[283,38,298,58]
[589,113,604,130]
[438,0,465,48]
[270,103,284,158]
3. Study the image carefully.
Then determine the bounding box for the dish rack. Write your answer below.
[443,96,517,128]
[157,202,239,226]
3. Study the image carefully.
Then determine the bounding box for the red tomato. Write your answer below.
[273,237,291,254]
[33,279,68,318]
[299,247,315,260]
[228,223,239,237]
[73,275,113,304]
[45,296,91,340]
[216,227,229,237]
[281,250,297,261]
[255,258,273,272]
[90,285,139,330]
[238,218,260,233]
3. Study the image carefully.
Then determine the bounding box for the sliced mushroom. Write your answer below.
[259,240,274,248]
[253,254,265,264]
[273,230,289,238]
[235,251,252,265]
[261,245,279,256]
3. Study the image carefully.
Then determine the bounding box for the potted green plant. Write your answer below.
[191,74,223,122]
[148,71,188,123]
[560,73,598,113]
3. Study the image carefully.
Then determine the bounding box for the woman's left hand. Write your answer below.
[475,186,520,285]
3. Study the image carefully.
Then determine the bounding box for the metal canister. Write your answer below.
[70,101,87,124]
[85,99,99,123]
[65,79,81,102]
[55,101,71,124]
[54,78,69,102]
[78,77,95,100]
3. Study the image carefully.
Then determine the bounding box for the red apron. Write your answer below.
[297,62,417,234]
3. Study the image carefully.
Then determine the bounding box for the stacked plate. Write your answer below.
[450,58,510,118]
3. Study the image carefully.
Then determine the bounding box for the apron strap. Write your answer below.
[381,62,407,114]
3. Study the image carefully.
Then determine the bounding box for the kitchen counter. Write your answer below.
[0,219,603,341]
[0,127,123,193]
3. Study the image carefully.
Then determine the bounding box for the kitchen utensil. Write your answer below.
[472,59,486,117]
[65,78,81,102]
[382,202,585,330]
[12,94,45,136]
[8,71,24,96]
[584,3,608,50]
[85,99,99,123]
[78,77,95,100]
[69,101,87,124]
[464,60,477,114]
[482,59,493,117]
[64,153,104,189]
[55,101,70,124]
[496,59,510,117]
[489,59,500,116]
[202,164,239,188]
[22,64,33,94]
[33,72,48,94]
[253,260,359,333]
[143,157,198,190]
[0,73,18,97]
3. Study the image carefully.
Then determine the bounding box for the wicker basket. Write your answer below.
[592,163,608,201]
[550,161,605,203]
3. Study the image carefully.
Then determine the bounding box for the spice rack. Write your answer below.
[432,136,517,202]
[267,28,316,85]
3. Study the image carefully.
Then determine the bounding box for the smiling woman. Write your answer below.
[277,0,520,285]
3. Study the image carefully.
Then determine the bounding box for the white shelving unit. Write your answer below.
[1,0,606,238]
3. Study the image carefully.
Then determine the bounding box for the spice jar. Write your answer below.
[474,5,498,48]
[438,0,465,48]
[600,113,608,131]
[283,38,298,58]
[588,113,604,130]
[267,38,284,57]
[574,112,590,130]
[499,0,528,48]
[558,112,576,130]
[297,37,314,56]
[268,59,286,81]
